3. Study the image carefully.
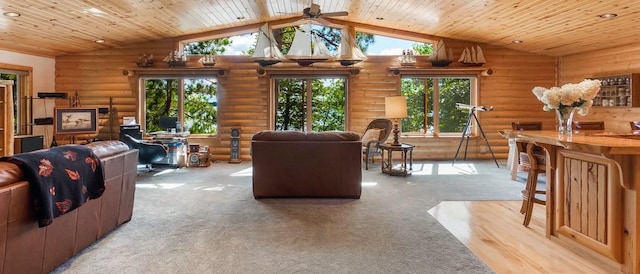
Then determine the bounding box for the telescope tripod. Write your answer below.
[452,108,499,167]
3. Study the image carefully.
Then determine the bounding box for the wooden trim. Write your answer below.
[176,17,449,46]
[322,18,442,43]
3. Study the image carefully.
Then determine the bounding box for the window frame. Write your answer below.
[138,75,218,136]
[398,73,479,137]
[1,65,32,135]
[267,72,352,132]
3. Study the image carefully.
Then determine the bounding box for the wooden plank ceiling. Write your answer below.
[0,0,638,57]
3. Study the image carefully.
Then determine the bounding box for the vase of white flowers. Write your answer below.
[555,107,576,137]
[532,79,601,137]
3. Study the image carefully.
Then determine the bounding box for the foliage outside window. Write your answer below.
[400,77,474,136]
[275,77,345,132]
[144,78,217,134]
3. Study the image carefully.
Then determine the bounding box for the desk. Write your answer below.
[499,129,640,273]
[380,143,414,176]
[152,136,188,167]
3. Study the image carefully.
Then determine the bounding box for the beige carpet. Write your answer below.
[52,160,524,274]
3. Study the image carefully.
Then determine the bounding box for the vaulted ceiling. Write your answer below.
[1,0,638,58]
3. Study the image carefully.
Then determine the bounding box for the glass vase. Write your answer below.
[556,107,576,137]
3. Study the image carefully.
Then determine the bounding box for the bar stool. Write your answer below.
[510,122,543,181]
[520,142,546,227]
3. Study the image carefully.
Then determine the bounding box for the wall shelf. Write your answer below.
[388,66,492,76]
[592,73,639,107]
[257,65,361,76]
[122,67,228,77]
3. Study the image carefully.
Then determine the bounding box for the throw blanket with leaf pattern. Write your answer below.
[0,145,105,227]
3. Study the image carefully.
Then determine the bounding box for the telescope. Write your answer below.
[453,102,499,168]
[455,103,493,112]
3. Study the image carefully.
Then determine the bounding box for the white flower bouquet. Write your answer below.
[531,79,601,116]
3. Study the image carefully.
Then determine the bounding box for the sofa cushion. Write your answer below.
[0,141,128,188]
[0,162,23,187]
[84,140,130,158]
[361,128,381,145]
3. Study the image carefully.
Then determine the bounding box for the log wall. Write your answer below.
[559,43,640,132]
[55,35,559,161]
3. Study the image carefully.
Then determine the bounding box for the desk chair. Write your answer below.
[572,121,605,131]
[121,134,167,171]
[510,122,544,181]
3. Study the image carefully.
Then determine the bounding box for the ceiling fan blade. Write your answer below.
[320,11,348,17]
[313,17,332,26]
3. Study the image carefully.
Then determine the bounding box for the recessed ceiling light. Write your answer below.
[376,17,384,20]
[512,40,523,44]
[95,39,105,43]
[598,13,617,19]
[3,12,21,17]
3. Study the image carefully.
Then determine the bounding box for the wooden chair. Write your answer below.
[520,142,547,227]
[510,122,544,181]
[571,121,605,131]
[361,119,393,170]
[630,121,640,130]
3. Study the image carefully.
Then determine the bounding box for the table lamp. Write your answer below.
[385,96,408,146]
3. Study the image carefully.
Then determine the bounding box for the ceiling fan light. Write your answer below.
[3,11,21,17]
[598,13,617,19]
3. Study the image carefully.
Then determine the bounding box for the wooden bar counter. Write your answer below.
[500,130,640,273]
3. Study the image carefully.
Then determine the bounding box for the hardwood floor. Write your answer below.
[428,201,621,274]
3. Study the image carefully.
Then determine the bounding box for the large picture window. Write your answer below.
[273,77,346,132]
[143,77,218,135]
[400,76,476,136]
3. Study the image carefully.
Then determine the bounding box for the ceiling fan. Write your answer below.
[301,2,348,19]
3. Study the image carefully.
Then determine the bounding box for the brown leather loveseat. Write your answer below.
[0,140,138,274]
[251,130,362,199]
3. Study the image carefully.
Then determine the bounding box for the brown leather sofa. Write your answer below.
[0,140,138,274]
[251,130,362,199]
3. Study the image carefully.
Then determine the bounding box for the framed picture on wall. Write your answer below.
[54,107,98,134]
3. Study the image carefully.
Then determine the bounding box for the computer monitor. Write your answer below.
[158,116,178,132]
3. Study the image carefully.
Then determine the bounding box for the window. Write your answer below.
[273,76,346,132]
[1,68,30,135]
[400,76,476,136]
[143,77,218,135]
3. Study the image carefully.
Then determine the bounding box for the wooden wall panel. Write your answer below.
[560,43,640,132]
[54,35,558,161]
